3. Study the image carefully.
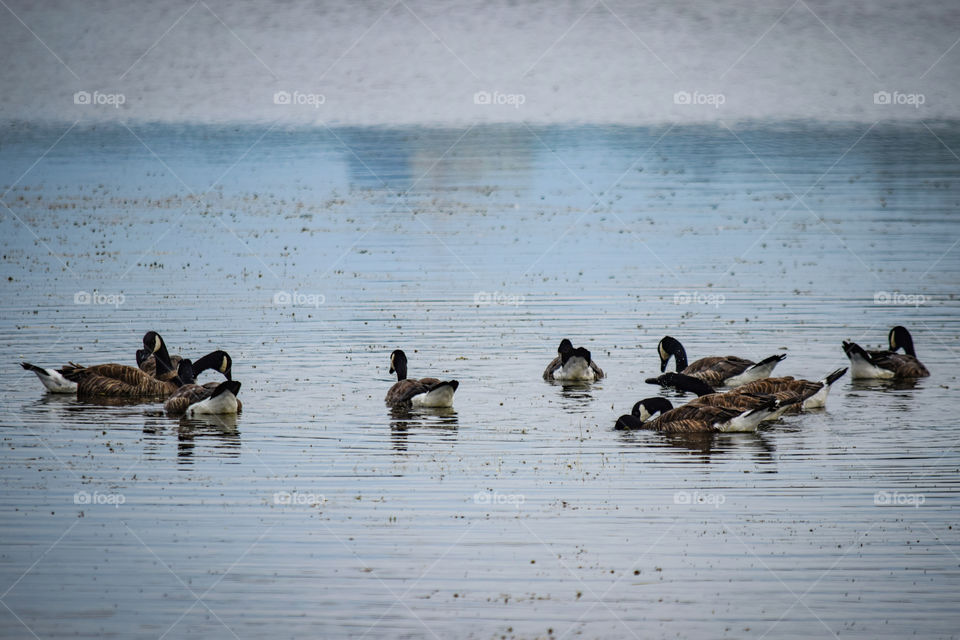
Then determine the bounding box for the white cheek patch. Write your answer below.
[153,336,162,353]
[639,406,651,422]
[221,356,228,372]
[658,344,668,362]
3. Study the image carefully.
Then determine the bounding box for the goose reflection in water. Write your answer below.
[389,406,459,452]
[545,379,598,412]
[618,428,777,466]
[849,378,923,393]
[141,414,241,463]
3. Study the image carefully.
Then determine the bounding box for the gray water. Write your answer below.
[1,122,959,639]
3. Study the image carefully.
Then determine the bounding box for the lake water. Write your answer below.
[1,121,959,639]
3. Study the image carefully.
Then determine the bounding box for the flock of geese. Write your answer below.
[21,332,240,416]
[20,326,928,430]
[386,326,929,433]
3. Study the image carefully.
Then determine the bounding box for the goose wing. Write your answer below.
[164,384,212,415]
[64,363,177,398]
[689,391,780,412]
[589,360,605,379]
[682,356,754,385]
[647,403,741,432]
[385,379,431,406]
[871,352,930,378]
[542,355,562,380]
[734,377,822,404]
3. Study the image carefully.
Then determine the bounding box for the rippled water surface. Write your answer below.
[1,122,959,639]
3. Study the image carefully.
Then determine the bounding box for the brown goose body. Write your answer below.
[843,344,929,379]
[60,332,187,399]
[680,356,755,386]
[865,352,929,378]
[615,395,778,433]
[657,336,785,387]
[842,326,929,379]
[647,368,847,412]
[61,362,183,399]
[385,377,441,407]
[689,389,798,413]
[643,402,774,433]
[165,382,243,416]
[728,376,823,407]
[646,403,742,432]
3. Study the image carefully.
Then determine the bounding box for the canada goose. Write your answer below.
[542,339,605,381]
[60,358,192,399]
[656,336,785,387]
[385,349,459,408]
[614,396,778,432]
[164,358,241,416]
[842,326,929,379]
[20,331,169,393]
[647,367,848,411]
[22,345,231,395]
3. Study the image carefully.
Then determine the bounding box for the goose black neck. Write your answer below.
[672,345,688,372]
[390,351,409,381]
[154,343,174,375]
[900,333,917,357]
[640,397,674,417]
[193,351,229,379]
[660,336,688,372]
